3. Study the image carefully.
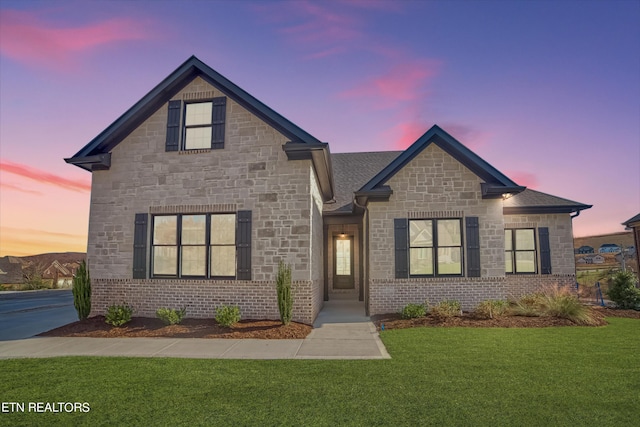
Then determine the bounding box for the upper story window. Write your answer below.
[505,229,537,273]
[409,218,463,276]
[165,97,226,152]
[184,102,213,149]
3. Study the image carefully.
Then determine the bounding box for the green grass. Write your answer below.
[1,318,638,426]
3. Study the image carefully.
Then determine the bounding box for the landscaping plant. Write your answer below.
[72,260,91,320]
[474,299,509,319]
[606,270,640,309]
[105,303,133,327]
[430,300,462,318]
[215,305,241,327]
[511,286,598,325]
[400,302,427,319]
[156,307,187,325]
[276,260,293,325]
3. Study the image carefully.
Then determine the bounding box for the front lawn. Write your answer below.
[1,318,638,426]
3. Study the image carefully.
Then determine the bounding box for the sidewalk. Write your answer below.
[0,300,391,360]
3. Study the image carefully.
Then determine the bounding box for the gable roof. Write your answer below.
[65,55,334,201]
[503,189,592,214]
[357,125,525,199]
[623,213,640,227]
[326,151,402,213]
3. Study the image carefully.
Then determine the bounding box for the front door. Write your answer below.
[334,235,354,289]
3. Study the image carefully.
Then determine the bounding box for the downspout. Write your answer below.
[570,209,581,289]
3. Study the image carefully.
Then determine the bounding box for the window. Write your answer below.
[409,219,463,276]
[165,97,226,152]
[505,229,536,273]
[184,102,213,149]
[151,213,236,278]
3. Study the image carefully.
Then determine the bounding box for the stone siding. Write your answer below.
[87,76,322,323]
[368,144,505,281]
[504,213,576,275]
[365,143,578,313]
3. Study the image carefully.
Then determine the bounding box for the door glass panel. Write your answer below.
[335,239,351,276]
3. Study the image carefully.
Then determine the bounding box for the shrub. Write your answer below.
[512,286,598,325]
[156,307,187,325]
[401,303,427,319]
[215,305,241,327]
[431,300,462,318]
[474,300,508,319]
[72,260,91,320]
[276,261,293,325]
[105,303,133,327]
[607,270,640,309]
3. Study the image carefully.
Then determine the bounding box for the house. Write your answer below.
[598,244,621,254]
[0,256,23,285]
[622,213,640,270]
[65,56,591,324]
[592,255,605,264]
[576,245,594,254]
[42,260,73,288]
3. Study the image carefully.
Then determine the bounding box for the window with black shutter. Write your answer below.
[165,97,227,151]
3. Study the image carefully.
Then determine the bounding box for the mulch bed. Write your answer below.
[371,306,640,331]
[38,316,312,339]
[38,307,639,339]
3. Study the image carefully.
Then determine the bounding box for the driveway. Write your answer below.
[0,290,77,341]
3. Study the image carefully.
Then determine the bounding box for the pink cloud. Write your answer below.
[382,120,428,150]
[0,9,151,70]
[0,160,90,193]
[0,182,42,195]
[339,60,441,107]
[506,171,539,188]
[253,1,365,59]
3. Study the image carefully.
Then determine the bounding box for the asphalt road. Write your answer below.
[0,289,77,341]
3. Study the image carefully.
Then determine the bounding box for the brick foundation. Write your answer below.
[91,278,322,325]
[369,274,577,314]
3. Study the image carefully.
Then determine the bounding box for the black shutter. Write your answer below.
[237,210,252,280]
[165,100,181,151]
[539,227,552,274]
[133,213,148,279]
[211,97,226,149]
[394,218,408,278]
[466,217,481,277]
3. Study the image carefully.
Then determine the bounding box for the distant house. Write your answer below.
[598,244,620,254]
[577,257,591,264]
[576,245,594,254]
[0,256,23,284]
[42,260,73,288]
[592,255,605,264]
[622,214,640,271]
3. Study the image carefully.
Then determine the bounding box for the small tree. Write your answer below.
[72,260,91,320]
[276,260,293,325]
[22,262,47,290]
[607,270,640,309]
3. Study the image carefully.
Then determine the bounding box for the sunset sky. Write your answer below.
[1,0,639,256]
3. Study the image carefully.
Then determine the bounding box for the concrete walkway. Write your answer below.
[0,300,390,360]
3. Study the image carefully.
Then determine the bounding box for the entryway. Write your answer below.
[325,222,362,301]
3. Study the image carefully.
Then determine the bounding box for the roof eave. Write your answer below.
[64,153,111,171]
[282,142,335,202]
[503,204,592,215]
[481,183,526,199]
